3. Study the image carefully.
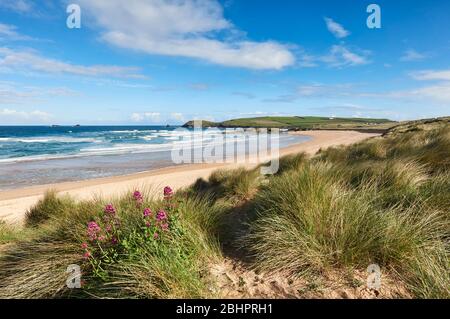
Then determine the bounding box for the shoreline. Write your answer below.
[0,130,379,224]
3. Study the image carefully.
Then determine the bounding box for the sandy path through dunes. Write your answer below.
[0,130,379,224]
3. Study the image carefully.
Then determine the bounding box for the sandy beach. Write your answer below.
[0,130,379,224]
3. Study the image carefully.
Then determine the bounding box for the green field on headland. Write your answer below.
[183,116,396,131]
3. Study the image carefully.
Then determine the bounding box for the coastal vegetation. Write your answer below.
[182,116,395,131]
[0,117,448,299]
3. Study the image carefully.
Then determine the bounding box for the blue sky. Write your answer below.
[0,0,449,125]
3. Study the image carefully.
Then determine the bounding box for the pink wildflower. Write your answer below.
[111,237,118,245]
[133,190,144,206]
[81,242,88,249]
[104,204,116,215]
[143,208,152,217]
[153,232,159,239]
[133,190,143,201]
[87,221,101,241]
[83,251,92,259]
[163,186,173,198]
[161,222,169,231]
[145,221,151,228]
[156,210,167,221]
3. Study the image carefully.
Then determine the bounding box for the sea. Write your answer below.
[0,126,310,190]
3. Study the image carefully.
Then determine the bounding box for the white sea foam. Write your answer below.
[0,129,301,165]
[0,137,99,143]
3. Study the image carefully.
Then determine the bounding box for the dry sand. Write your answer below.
[0,130,379,224]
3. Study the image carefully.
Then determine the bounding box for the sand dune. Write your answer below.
[0,130,379,224]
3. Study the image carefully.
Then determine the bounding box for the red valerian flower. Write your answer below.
[156,210,168,221]
[160,222,169,231]
[104,204,116,215]
[143,208,152,217]
[133,190,143,200]
[163,186,173,198]
[133,190,144,205]
[87,221,101,241]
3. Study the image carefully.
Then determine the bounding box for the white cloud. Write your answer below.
[144,112,161,122]
[0,108,52,123]
[131,112,161,122]
[411,69,450,81]
[400,69,450,102]
[322,45,371,67]
[361,72,450,103]
[378,84,450,103]
[0,82,37,104]
[78,0,295,70]
[170,112,184,122]
[0,81,77,105]
[130,113,144,122]
[400,49,427,62]
[0,23,32,41]
[324,17,350,39]
[407,84,450,103]
[0,47,145,79]
[0,0,34,14]
[297,53,318,67]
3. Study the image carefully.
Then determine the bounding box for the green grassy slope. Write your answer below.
[183,116,395,130]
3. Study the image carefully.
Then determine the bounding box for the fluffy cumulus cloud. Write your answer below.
[324,17,350,39]
[77,0,295,70]
[0,47,145,79]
